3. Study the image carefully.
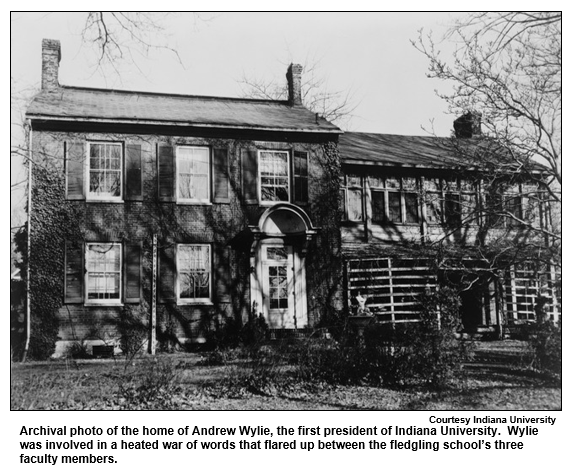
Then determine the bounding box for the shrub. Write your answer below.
[118,302,149,357]
[240,313,269,347]
[118,358,180,409]
[65,340,92,359]
[294,286,470,389]
[400,287,470,387]
[529,320,561,378]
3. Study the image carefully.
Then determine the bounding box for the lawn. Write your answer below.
[10,341,561,410]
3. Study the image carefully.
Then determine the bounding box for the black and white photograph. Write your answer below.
[11,11,561,418]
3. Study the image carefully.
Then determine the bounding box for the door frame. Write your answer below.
[250,238,308,329]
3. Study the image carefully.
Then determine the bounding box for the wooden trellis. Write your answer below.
[346,257,437,324]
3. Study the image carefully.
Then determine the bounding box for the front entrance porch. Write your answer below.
[248,204,318,330]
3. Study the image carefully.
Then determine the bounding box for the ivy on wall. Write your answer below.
[24,131,344,358]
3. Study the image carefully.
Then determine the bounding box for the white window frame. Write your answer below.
[85,242,122,305]
[341,174,364,222]
[369,176,420,225]
[258,150,291,205]
[176,146,211,204]
[86,142,123,202]
[176,244,212,304]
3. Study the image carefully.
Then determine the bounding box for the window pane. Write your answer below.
[444,178,459,191]
[368,176,384,189]
[347,189,363,221]
[347,174,362,187]
[386,177,400,189]
[372,191,385,222]
[87,243,121,301]
[487,194,504,227]
[268,265,288,310]
[260,151,289,202]
[444,193,461,226]
[425,178,440,192]
[403,177,417,191]
[88,143,122,198]
[267,247,288,261]
[178,245,211,300]
[404,193,419,223]
[177,147,210,201]
[426,192,442,224]
[388,191,401,222]
[461,193,477,221]
[505,195,522,225]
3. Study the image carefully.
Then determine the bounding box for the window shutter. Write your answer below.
[214,243,231,304]
[212,147,230,203]
[66,142,85,200]
[293,150,309,203]
[125,144,143,201]
[158,145,175,201]
[124,242,142,303]
[241,149,258,204]
[64,241,84,303]
[159,243,176,302]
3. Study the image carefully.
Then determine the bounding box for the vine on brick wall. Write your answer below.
[22,165,69,359]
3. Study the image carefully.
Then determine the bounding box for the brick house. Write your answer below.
[26,40,342,355]
[24,40,559,357]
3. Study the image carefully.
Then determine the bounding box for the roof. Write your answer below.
[339,132,464,168]
[339,132,548,173]
[26,86,341,133]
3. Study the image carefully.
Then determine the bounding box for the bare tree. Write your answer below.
[412,12,561,327]
[414,12,561,186]
[414,12,560,241]
[79,12,198,76]
[239,57,358,129]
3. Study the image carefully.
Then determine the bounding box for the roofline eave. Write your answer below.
[341,158,472,170]
[25,114,343,134]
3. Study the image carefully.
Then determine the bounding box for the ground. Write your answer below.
[10,340,561,410]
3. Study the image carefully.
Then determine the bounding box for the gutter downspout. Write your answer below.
[22,121,32,362]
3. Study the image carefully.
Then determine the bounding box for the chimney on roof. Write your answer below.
[454,111,482,138]
[286,63,303,106]
[41,39,61,91]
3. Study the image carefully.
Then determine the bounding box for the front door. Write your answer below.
[261,244,296,328]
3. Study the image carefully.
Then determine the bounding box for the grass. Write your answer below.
[10,340,561,410]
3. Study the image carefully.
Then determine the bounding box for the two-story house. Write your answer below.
[25,39,343,356]
[23,39,559,357]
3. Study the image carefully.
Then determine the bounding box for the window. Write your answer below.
[369,176,419,224]
[341,174,364,221]
[176,146,210,203]
[424,178,478,227]
[424,178,442,224]
[88,143,122,200]
[177,244,211,303]
[86,243,122,303]
[504,192,523,226]
[487,183,523,228]
[259,151,290,204]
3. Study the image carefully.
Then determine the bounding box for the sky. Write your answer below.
[10,11,463,219]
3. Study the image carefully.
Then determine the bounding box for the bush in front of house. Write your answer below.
[529,320,561,379]
[294,286,470,388]
[118,302,149,357]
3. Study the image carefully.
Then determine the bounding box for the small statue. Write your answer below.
[356,291,368,313]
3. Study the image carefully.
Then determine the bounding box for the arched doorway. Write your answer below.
[249,204,318,329]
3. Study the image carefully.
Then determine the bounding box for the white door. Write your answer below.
[261,244,296,328]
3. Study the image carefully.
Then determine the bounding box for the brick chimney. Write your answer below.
[41,39,61,91]
[286,63,303,106]
[454,112,482,138]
